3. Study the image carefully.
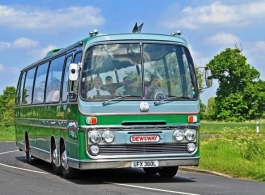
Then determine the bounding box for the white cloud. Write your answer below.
[0,37,38,50]
[0,5,105,29]
[205,32,240,45]
[0,42,11,50]
[250,41,265,52]
[0,64,3,71]
[39,45,58,58]
[244,41,265,80]
[0,63,19,74]
[13,37,39,48]
[189,44,210,67]
[160,1,265,29]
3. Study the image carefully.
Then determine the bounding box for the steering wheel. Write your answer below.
[154,92,165,99]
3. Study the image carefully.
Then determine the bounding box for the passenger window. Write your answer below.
[17,72,26,105]
[62,56,72,102]
[46,56,65,102]
[22,68,36,105]
[33,63,48,103]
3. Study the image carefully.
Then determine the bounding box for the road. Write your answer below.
[0,142,264,195]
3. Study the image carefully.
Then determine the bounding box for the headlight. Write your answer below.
[102,130,115,143]
[173,129,185,141]
[184,129,196,141]
[187,143,196,152]
[89,145,100,156]
[88,131,101,144]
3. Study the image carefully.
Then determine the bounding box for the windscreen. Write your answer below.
[81,43,197,100]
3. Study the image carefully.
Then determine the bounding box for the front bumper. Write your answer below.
[68,156,199,170]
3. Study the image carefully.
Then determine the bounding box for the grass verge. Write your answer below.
[0,126,15,141]
[198,128,265,181]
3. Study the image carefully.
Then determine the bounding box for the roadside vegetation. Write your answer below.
[0,126,15,141]
[199,123,265,181]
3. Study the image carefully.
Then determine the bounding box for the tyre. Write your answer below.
[158,166,178,178]
[60,144,79,179]
[143,167,159,175]
[26,148,35,164]
[25,138,36,164]
[52,147,61,175]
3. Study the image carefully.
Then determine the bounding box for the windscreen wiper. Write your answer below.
[154,96,191,105]
[102,95,131,105]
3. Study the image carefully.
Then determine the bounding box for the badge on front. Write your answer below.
[140,101,149,112]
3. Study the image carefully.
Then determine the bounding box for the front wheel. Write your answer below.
[26,148,34,164]
[61,145,79,179]
[158,166,178,178]
[25,138,36,164]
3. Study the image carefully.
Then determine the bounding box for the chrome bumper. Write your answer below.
[68,157,199,170]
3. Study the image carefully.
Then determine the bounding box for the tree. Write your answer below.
[199,99,207,120]
[206,48,265,121]
[0,86,16,127]
[204,97,216,120]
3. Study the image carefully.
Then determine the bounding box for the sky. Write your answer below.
[0,0,264,104]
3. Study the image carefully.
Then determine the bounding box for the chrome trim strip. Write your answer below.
[14,118,78,131]
[15,101,78,108]
[30,146,51,163]
[78,109,199,116]
[80,124,199,129]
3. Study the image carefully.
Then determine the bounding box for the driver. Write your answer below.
[147,75,167,98]
[87,76,110,99]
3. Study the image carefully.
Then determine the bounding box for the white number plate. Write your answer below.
[131,160,159,168]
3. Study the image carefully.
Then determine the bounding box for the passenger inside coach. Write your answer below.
[34,81,45,103]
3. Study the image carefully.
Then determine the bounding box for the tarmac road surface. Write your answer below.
[0,142,264,195]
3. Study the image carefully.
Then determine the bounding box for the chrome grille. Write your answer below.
[98,143,190,155]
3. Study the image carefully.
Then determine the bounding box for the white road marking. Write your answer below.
[105,182,200,195]
[0,162,48,174]
[0,150,48,174]
[0,150,18,155]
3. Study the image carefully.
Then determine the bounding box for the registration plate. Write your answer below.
[131,160,159,168]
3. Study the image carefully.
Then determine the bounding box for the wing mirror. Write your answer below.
[69,63,80,81]
[205,68,213,87]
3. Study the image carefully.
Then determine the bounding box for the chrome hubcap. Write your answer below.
[61,151,69,170]
[52,148,59,166]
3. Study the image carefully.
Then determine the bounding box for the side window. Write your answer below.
[33,63,48,103]
[74,52,82,64]
[22,68,36,105]
[69,52,82,100]
[45,56,65,102]
[18,72,26,105]
[61,56,73,102]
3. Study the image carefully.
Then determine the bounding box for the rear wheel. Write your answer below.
[158,166,178,178]
[143,168,159,175]
[60,144,79,179]
[52,146,61,175]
